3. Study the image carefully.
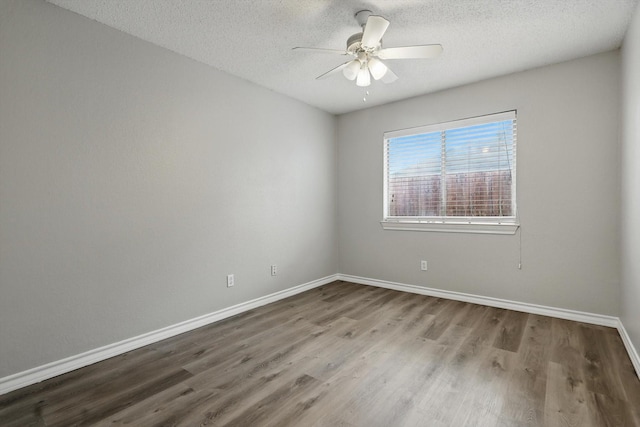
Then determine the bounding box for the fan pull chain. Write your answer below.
[363,90,370,102]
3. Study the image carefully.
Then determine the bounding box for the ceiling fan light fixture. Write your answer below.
[343,59,361,81]
[294,11,442,89]
[356,65,371,87]
[368,57,388,80]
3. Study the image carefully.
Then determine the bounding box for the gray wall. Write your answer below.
[0,0,337,378]
[338,51,621,315]
[621,2,640,360]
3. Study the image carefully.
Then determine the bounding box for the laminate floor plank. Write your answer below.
[183,320,327,388]
[152,284,339,353]
[0,348,188,426]
[1,281,639,426]
[350,340,448,427]
[45,368,193,427]
[420,299,465,340]
[189,325,359,426]
[309,328,425,425]
[320,281,374,303]
[365,310,472,425]
[545,318,595,427]
[177,351,323,426]
[604,332,640,424]
[401,294,441,332]
[418,320,502,420]
[500,314,552,426]
[216,374,321,426]
[579,325,628,401]
[343,288,405,320]
[452,347,518,426]
[455,302,491,328]
[148,281,352,356]
[544,361,594,427]
[464,305,510,348]
[0,347,160,417]
[102,383,217,426]
[587,391,636,427]
[294,304,440,426]
[301,331,375,381]
[493,309,528,352]
[180,315,322,374]
[311,287,389,326]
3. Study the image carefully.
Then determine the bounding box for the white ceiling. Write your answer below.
[47,0,638,115]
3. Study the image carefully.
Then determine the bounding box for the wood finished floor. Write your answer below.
[1,281,639,426]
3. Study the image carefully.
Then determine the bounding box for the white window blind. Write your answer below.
[383,111,517,233]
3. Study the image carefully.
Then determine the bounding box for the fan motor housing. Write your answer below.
[346,33,363,52]
[347,33,382,53]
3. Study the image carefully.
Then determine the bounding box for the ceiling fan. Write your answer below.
[293,10,443,87]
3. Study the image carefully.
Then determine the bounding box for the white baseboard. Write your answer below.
[338,274,619,327]
[0,274,338,396]
[616,320,640,379]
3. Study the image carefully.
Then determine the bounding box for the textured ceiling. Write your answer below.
[47,0,638,115]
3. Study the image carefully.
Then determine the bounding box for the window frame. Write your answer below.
[381,111,519,235]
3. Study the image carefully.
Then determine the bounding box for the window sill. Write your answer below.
[380,220,519,235]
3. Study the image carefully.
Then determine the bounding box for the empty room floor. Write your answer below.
[1,281,639,426]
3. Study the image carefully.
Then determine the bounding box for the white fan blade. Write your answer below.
[316,62,350,80]
[381,67,398,84]
[361,15,390,49]
[377,44,443,60]
[293,47,349,55]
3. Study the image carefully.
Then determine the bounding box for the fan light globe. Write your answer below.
[368,57,388,80]
[356,66,371,87]
[343,60,361,81]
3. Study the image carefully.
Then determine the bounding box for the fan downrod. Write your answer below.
[354,10,373,28]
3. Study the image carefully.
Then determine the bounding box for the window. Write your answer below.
[382,111,518,234]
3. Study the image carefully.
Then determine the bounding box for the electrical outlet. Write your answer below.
[271,265,277,276]
[420,260,428,271]
[227,274,234,287]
